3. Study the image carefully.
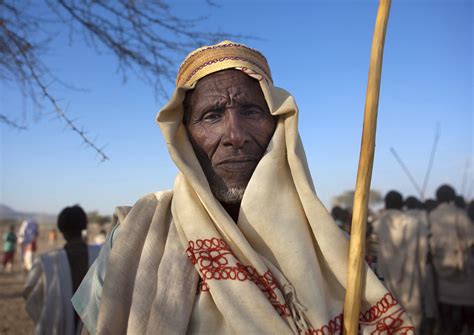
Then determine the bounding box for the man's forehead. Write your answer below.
[194,69,260,91]
[183,69,269,119]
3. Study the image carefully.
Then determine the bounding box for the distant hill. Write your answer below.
[0,204,56,224]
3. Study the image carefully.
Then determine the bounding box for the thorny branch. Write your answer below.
[1,0,251,160]
[1,4,109,160]
[29,64,110,162]
[0,115,27,130]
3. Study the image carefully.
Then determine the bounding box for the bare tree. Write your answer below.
[1,0,249,160]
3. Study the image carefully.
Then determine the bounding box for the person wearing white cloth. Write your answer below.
[24,205,100,335]
[374,191,431,333]
[429,184,474,334]
[404,196,438,333]
[18,219,39,271]
[72,41,414,334]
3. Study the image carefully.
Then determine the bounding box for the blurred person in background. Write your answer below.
[23,205,100,335]
[429,184,474,335]
[404,195,437,334]
[2,225,17,273]
[424,199,438,213]
[468,200,474,223]
[454,195,466,210]
[48,228,58,246]
[93,229,107,246]
[330,205,351,235]
[18,219,39,271]
[374,190,429,332]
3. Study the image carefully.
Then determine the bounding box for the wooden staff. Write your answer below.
[343,1,391,334]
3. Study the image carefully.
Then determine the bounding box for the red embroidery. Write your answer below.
[305,293,414,335]
[360,293,398,323]
[243,265,289,316]
[368,308,414,335]
[188,239,414,334]
[178,42,270,78]
[305,314,343,335]
[186,238,289,316]
[184,56,270,85]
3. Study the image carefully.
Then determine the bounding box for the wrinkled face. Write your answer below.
[184,69,277,203]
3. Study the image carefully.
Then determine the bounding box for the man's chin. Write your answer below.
[211,185,246,204]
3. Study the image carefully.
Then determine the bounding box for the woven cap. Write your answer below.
[176,41,272,87]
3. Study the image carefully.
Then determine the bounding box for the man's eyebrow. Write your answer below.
[193,96,227,114]
[232,94,268,110]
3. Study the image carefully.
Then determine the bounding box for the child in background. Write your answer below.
[2,225,17,273]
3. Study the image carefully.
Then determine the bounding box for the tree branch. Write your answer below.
[0,114,27,130]
[1,0,257,161]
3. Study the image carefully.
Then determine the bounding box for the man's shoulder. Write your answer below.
[378,209,402,221]
[112,190,173,229]
[32,248,67,272]
[39,248,66,260]
[430,203,460,217]
[135,190,173,207]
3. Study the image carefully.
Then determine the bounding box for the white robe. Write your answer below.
[24,245,100,335]
[405,209,437,319]
[375,209,428,331]
[429,203,474,306]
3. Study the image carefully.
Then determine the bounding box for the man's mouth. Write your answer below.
[216,157,259,172]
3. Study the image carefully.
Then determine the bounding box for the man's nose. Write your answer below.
[222,112,249,149]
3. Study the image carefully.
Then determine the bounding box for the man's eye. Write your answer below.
[242,108,261,116]
[202,111,222,122]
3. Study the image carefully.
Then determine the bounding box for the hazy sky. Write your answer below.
[1,0,472,215]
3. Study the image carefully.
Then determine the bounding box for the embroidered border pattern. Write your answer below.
[305,314,343,335]
[305,293,415,335]
[359,292,397,323]
[186,238,288,316]
[183,56,270,86]
[187,239,414,334]
[178,43,269,74]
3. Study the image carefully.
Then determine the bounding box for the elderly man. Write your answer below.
[73,41,413,334]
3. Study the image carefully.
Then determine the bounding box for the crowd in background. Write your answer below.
[332,184,474,335]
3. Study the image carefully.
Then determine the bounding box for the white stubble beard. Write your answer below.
[210,184,246,204]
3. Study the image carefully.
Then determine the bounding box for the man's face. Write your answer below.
[184,70,277,203]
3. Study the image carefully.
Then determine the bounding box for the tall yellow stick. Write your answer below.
[343,1,391,334]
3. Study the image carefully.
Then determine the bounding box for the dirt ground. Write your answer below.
[0,222,108,335]
[0,269,34,335]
